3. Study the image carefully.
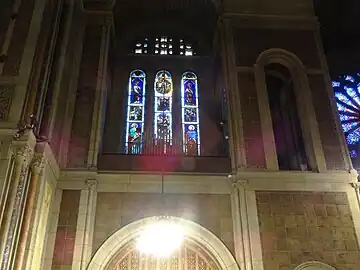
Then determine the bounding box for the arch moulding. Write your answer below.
[87,216,240,270]
[254,48,327,172]
[294,261,336,270]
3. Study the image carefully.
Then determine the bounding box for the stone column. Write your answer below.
[43,188,63,269]
[219,19,246,171]
[13,154,45,269]
[0,132,35,270]
[72,179,98,270]
[87,17,112,168]
[231,180,264,270]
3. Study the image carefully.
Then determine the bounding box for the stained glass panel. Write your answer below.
[154,71,173,146]
[181,72,200,155]
[125,70,146,154]
[333,73,360,158]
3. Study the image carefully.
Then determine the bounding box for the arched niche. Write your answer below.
[254,48,326,172]
[87,217,239,270]
[294,261,336,270]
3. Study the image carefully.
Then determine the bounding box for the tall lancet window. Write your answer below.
[154,71,173,152]
[125,70,146,154]
[181,72,200,155]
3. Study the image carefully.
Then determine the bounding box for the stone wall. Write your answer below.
[1,0,36,76]
[92,193,234,256]
[67,24,102,167]
[52,190,81,270]
[309,74,346,171]
[256,191,360,270]
[237,72,266,168]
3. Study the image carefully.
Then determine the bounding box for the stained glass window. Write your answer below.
[154,71,173,149]
[181,72,200,155]
[125,70,146,154]
[333,73,360,158]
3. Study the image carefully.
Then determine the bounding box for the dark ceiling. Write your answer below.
[314,0,360,75]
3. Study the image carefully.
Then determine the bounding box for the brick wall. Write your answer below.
[238,72,266,168]
[93,193,234,256]
[0,0,13,51]
[256,191,360,270]
[233,28,320,69]
[309,74,346,171]
[67,24,102,167]
[52,190,81,269]
[2,0,36,76]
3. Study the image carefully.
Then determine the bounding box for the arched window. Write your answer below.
[181,72,200,155]
[154,71,173,151]
[125,70,146,154]
[333,73,360,159]
[265,64,309,170]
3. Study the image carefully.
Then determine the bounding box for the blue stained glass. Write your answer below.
[181,72,200,155]
[336,103,357,114]
[347,129,360,145]
[154,71,173,146]
[129,78,145,104]
[335,92,359,109]
[345,86,360,107]
[332,81,340,87]
[345,75,355,82]
[342,122,359,132]
[349,150,358,158]
[334,73,360,156]
[125,70,146,154]
[183,80,197,106]
[339,114,358,121]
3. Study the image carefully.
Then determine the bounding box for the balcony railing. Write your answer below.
[99,138,230,173]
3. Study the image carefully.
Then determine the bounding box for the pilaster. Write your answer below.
[231,180,263,270]
[6,0,48,125]
[87,16,112,167]
[13,154,46,270]
[219,19,246,172]
[72,179,98,270]
[43,188,63,270]
[0,130,36,270]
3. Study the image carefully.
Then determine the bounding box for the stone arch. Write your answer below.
[254,48,326,172]
[87,216,239,270]
[294,261,336,270]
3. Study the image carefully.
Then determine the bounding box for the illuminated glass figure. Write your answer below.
[154,71,173,150]
[125,70,146,154]
[333,73,360,158]
[181,72,200,155]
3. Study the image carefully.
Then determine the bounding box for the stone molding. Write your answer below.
[294,261,336,270]
[87,216,239,270]
[254,48,326,172]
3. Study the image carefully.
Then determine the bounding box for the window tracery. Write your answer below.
[333,73,360,158]
[125,70,146,154]
[181,72,201,155]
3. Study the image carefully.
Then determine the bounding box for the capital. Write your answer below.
[86,179,98,190]
[15,145,33,165]
[233,179,249,188]
[32,155,46,173]
[351,182,360,190]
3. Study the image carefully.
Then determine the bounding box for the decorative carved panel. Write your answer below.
[107,240,220,270]
[0,84,14,120]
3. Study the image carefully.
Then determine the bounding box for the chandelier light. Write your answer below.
[136,216,184,258]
